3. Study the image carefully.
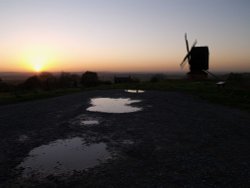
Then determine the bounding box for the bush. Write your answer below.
[150,74,165,83]
[0,78,12,92]
[39,72,57,90]
[81,71,99,87]
[22,76,42,90]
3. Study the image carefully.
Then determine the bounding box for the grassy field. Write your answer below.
[0,88,82,105]
[1,79,250,112]
[94,79,250,112]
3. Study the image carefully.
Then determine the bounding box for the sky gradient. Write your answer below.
[0,0,250,73]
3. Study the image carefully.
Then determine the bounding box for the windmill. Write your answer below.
[181,33,209,79]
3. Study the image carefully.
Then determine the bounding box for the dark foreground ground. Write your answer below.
[0,90,249,187]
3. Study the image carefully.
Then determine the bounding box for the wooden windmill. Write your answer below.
[181,33,209,79]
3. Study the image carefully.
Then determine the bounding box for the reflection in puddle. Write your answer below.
[69,114,100,127]
[81,120,99,125]
[18,137,110,177]
[122,140,134,145]
[18,135,29,142]
[87,98,142,113]
[125,90,145,93]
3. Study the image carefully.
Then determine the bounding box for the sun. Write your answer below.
[34,63,43,72]
[22,48,56,73]
[30,56,47,73]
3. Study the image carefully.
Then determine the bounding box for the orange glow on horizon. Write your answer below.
[19,47,59,73]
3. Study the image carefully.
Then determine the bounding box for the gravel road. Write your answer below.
[0,90,249,187]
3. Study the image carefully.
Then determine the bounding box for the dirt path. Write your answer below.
[0,90,249,187]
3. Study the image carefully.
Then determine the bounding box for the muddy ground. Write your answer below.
[0,90,249,187]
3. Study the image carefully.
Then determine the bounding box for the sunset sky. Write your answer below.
[0,0,250,73]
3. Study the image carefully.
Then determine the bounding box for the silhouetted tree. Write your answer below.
[39,72,57,90]
[150,74,165,83]
[228,73,243,82]
[71,74,80,88]
[22,76,42,90]
[81,71,99,87]
[114,76,139,84]
[59,72,72,88]
[59,72,80,88]
[0,78,10,92]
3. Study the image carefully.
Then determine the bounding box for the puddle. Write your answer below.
[87,98,142,113]
[125,89,145,93]
[81,120,99,125]
[17,137,110,177]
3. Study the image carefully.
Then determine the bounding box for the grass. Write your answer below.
[0,88,82,105]
[99,79,250,112]
[1,80,249,112]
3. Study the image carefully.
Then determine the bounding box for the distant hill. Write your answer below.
[2,71,248,84]
[0,72,35,84]
[0,71,185,83]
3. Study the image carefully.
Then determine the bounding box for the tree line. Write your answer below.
[0,71,109,92]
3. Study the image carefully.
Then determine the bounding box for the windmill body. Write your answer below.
[181,34,209,79]
[189,46,209,71]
